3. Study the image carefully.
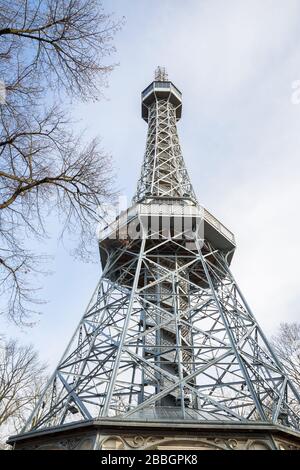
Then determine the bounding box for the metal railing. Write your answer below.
[98,202,235,246]
[139,202,201,217]
[203,208,235,245]
[142,82,182,101]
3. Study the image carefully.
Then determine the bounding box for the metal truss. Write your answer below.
[21,71,300,434]
[23,227,300,432]
[134,96,196,202]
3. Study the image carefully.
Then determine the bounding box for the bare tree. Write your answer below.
[0,338,48,446]
[0,1,122,324]
[271,322,300,390]
[0,0,121,100]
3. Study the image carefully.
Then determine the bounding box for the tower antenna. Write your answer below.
[155,66,168,81]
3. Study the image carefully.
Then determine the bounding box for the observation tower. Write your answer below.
[9,68,300,450]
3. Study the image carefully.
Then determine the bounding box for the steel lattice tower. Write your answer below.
[10,68,300,450]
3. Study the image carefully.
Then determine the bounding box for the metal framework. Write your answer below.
[134,69,196,203]
[22,70,300,434]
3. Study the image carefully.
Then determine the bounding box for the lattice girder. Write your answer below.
[23,228,300,432]
[20,71,300,437]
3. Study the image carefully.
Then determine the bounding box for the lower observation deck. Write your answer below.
[98,201,235,258]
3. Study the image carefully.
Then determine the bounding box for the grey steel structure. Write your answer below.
[14,69,300,446]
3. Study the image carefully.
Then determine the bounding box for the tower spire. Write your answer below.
[134,70,196,202]
[154,66,168,81]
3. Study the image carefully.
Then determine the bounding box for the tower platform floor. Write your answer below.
[8,417,300,450]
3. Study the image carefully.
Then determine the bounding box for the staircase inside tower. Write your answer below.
[139,247,194,408]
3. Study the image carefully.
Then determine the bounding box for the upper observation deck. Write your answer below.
[141,80,182,122]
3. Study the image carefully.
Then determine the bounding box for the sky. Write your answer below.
[4,0,300,370]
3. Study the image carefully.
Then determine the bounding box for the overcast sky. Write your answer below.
[4,0,300,369]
